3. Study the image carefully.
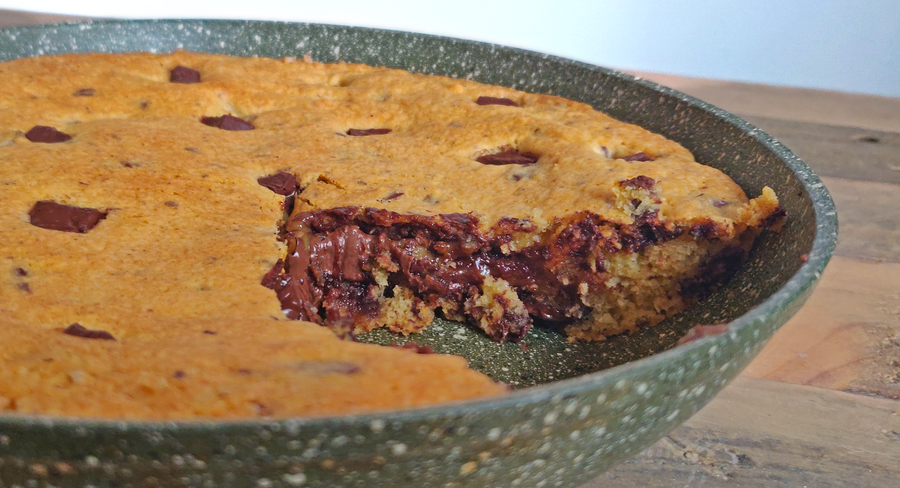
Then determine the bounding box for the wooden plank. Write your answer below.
[743,256,900,397]
[585,377,900,487]
[627,70,900,134]
[740,115,900,185]
[823,176,900,263]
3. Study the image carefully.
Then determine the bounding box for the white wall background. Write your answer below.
[2,0,899,97]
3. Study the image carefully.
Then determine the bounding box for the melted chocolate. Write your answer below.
[265,205,699,341]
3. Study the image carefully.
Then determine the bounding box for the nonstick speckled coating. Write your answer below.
[0,20,837,488]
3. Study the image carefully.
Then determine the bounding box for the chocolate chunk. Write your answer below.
[347,128,391,136]
[172,370,187,379]
[294,360,361,375]
[619,175,656,190]
[29,201,107,233]
[257,172,298,196]
[201,115,254,131]
[380,191,404,202]
[476,96,518,107]
[623,152,653,162]
[392,343,436,354]
[164,201,179,208]
[17,283,31,293]
[476,150,539,166]
[25,126,72,143]
[202,330,217,335]
[14,267,27,277]
[170,66,201,84]
[62,323,115,341]
[689,220,719,239]
[72,88,95,97]
[761,205,787,229]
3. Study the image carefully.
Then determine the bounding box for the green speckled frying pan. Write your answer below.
[0,20,836,488]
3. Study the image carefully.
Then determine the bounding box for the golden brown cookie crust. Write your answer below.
[0,52,779,419]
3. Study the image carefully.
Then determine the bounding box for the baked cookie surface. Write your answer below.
[0,52,780,419]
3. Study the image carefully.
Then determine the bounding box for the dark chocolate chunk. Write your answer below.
[476,150,539,166]
[380,191,404,202]
[761,205,787,228]
[170,66,201,84]
[14,267,27,277]
[29,200,107,233]
[623,152,653,162]
[689,220,720,239]
[201,115,254,131]
[25,126,72,143]
[619,175,656,190]
[392,343,436,354]
[62,323,115,341]
[475,96,518,107]
[172,370,187,379]
[73,88,95,97]
[347,128,391,136]
[257,172,298,196]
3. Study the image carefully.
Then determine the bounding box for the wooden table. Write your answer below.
[3,10,900,487]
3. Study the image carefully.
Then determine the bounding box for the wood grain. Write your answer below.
[628,71,900,134]
[742,116,900,186]
[590,377,900,488]
[823,176,900,263]
[744,256,900,395]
